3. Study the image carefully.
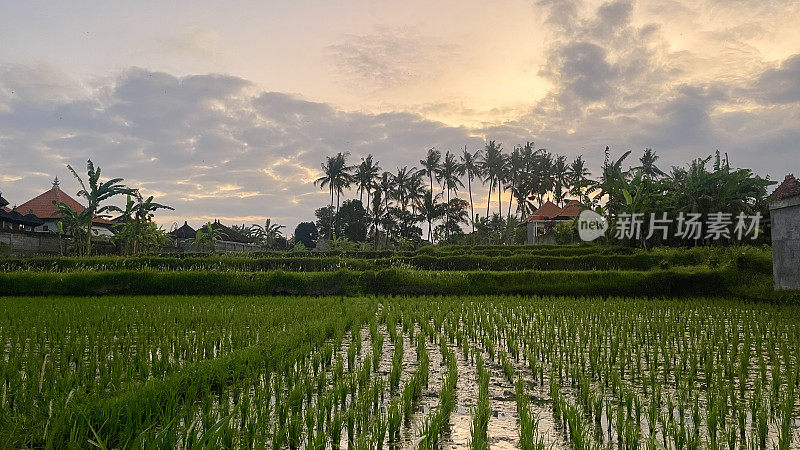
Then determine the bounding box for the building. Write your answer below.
[520,200,583,244]
[208,220,260,252]
[168,220,260,253]
[12,178,115,236]
[0,209,44,232]
[768,174,800,291]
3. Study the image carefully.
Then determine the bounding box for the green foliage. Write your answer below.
[294,222,318,249]
[0,266,735,297]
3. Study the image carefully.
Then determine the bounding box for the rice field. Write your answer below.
[1,295,798,449]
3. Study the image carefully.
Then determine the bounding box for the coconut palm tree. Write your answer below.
[66,160,135,256]
[407,172,427,215]
[355,154,381,207]
[635,148,666,180]
[437,151,464,235]
[478,140,505,219]
[420,148,441,194]
[368,191,385,248]
[378,171,394,212]
[314,152,355,214]
[504,146,528,217]
[419,190,444,242]
[552,155,569,206]
[391,166,417,210]
[567,156,591,203]
[460,146,481,232]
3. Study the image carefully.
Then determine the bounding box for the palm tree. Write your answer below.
[505,146,527,217]
[460,146,481,232]
[551,155,568,206]
[378,172,394,212]
[438,151,464,236]
[369,190,387,248]
[478,141,505,219]
[355,154,381,207]
[567,156,591,203]
[66,160,135,256]
[391,166,417,210]
[420,148,441,194]
[419,190,444,242]
[314,152,355,214]
[635,148,666,179]
[407,172,427,215]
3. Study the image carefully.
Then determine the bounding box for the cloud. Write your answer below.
[0,66,484,231]
[751,53,800,104]
[2,0,800,232]
[326,27,459,92]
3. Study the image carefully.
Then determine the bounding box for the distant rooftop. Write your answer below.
[768,174,800,202]
[12,178,112,225]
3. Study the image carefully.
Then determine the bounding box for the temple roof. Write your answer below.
[169,221,197,239]
[12,181,112,225]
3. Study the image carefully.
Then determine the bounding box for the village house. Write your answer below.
[520,200,583,244]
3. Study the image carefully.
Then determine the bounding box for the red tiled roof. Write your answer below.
[533,201,563,218]
[769,174,800,201]
[520,200,584,224]
[556,200,582,218]
[520,200,567,225]
[13,186,112,225]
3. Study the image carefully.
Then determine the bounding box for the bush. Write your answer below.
[0,267,731,298]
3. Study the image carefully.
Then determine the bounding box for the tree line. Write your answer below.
[301,143,774,249]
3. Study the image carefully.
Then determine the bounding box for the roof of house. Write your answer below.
[769,174,800,202]
[0,209,44,227]
[556,200,582,219]
[169,221,197,239]
[208,220,254,244]
[520,200,578,225]
[0,194,8,209]
[13,180,112,226]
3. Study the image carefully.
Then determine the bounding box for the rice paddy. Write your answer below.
[1,295,798,449]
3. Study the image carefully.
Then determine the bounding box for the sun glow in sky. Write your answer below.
[1,0,799,229]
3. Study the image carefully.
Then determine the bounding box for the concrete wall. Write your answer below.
[0,230,62,255]
[526,222,557,245]
[770,195,800,290]
[213,240,261,253]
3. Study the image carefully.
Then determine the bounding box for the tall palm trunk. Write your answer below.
[486,178,492,219]
[445,187,450,239]
[497,180,503,220]
[507,178,515,218]
[467,171,475,232]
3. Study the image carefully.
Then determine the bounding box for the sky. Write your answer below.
[1,0,799,232]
